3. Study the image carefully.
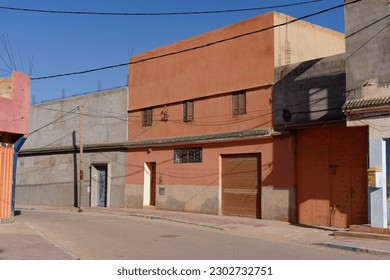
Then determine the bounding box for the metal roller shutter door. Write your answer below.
[0,146,14,222]
[222,154,261,218]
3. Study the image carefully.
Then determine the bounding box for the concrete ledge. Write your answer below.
[333,230,390,241]
[350,225,390,235]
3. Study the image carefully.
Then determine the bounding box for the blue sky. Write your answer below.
[0,0,344,103]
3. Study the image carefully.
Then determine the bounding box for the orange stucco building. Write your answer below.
[126,12,345,221]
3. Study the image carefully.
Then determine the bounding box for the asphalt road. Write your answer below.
[2,209,388,260]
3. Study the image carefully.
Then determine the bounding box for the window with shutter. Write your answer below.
[142,108,153,126]
[183,100,194,122]
[232,91,246,115]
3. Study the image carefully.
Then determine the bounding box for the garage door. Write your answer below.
[222,154,261,218]
[297,126,368,227]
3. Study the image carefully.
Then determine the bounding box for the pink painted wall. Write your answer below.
[127,136,295,188]
[0,71,30,135]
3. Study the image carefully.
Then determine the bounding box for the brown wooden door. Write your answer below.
[330,140,351,227]
[330,127,368,227]
[150,163,156,206]
[297,128,331,226]
[297,126,368,228]
[221,154,261,218]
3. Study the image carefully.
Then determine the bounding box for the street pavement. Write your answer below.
[88,207,390,257]
[1,205,390,259]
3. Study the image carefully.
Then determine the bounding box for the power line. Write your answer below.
[0,1,322,16]
[28,107,78,135]
[31,1,360,81]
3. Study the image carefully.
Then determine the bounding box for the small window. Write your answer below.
[232,91,246,115]
[142,108,153,127]
[174,147,202,163]
[183,100,194,122]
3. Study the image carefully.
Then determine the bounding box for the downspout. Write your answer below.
[12,135,27,216]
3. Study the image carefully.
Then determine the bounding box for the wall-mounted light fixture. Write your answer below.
[283,109,292,122]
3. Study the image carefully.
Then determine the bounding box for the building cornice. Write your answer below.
[343,96,390,115]
[19,128,274,156]
[125,128,272,148]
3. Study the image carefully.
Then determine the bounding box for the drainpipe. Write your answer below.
[12,135,27,216]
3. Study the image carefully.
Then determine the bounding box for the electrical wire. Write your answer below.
[22,2,363,133]
[28,86,346,134]
[28,107,78,135]
[31,1,361,81]
[0,1,322,16]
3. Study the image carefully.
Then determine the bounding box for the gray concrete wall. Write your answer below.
[17,153,76,206]
[16,151,127,208]
[124,184,219,215]
[261,186,296,223]
[273,54,346,130]
[16,87,129,207]
[345,0,390,98]
[156,185,219,215]
[125,184,143,209]
[23,87,128,149]
[124,183,295,221]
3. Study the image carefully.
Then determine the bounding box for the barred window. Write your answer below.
[174,147,202,163]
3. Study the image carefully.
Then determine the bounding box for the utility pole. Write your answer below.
[78,105,84,212]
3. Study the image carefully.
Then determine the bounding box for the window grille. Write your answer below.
[174,147,202,163]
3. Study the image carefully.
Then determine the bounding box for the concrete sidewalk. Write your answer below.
[2,205,390,259]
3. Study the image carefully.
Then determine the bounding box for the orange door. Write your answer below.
[297,126,368,228]
[0,146,14,221]
[297,128,331,226]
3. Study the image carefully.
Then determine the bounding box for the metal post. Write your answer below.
[12,135,27,217]
[78,105,84,212]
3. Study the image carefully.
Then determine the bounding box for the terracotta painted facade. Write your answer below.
[126,12,345,221]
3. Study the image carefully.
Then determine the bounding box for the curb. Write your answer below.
[318,242,390,257]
